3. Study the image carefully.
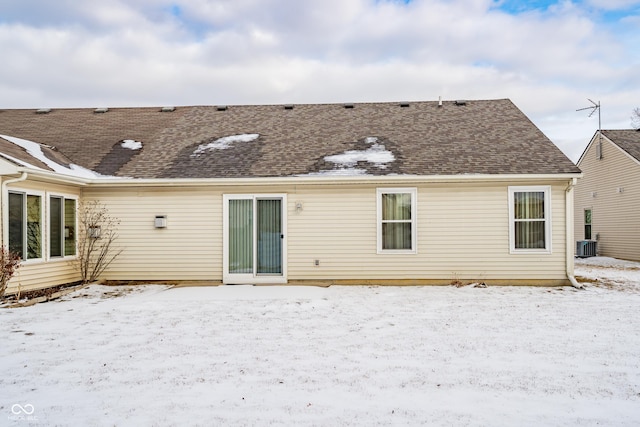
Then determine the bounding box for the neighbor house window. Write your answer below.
[8,191,43,260]
[377,188,417,253]
[509,186,551,253]
[584,209,592,240]
[49,195,77,258]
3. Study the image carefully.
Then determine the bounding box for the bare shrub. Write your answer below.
[0,246,21,297]
[73,201,123,284]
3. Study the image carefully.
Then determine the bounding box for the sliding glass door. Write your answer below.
[256,199,282,275]
[228,199,254,274]
[224,195,286,284]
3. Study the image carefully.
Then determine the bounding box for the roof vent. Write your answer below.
[283,104,294,110]
[343,103,354,109]
[94,107,109,113]
[160,106,176,112]
[35,108,51,114]
[216,105,228,111]
[399,102,410,108]
[438,96,443,107]
[454,100,467,106]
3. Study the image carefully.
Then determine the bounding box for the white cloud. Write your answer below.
[0,0,638,163]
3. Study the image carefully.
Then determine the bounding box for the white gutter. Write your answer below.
[565,177,582,288]
[15,167,91,186]
[85,172,583,188]
[6,163,583,187]
[1,172,28,247]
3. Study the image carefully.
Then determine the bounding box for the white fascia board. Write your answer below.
[14,167,91,186]
[576,131,600,167]
[577,131,640,168]
[0,157,19,175]
[84,173,583,188]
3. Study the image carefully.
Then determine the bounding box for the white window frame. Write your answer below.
[376,187,417,254]
[46,192,78,261]
[508,186,552,254]
[6,188,45,263]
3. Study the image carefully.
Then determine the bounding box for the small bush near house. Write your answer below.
[0,246,21,297]
[73,201,123,284]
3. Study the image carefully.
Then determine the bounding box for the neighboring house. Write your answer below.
[0,99,582,294]
[574,129,640,262]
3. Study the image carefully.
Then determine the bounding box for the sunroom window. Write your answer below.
[49,196,77,258]
[509,186,551,253]
[8,192,43,260]
[377,188,417,253]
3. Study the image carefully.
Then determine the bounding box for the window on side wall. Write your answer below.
[377,188,417,254]
[49,195,77,258]
[508,186,551,253]
[8,191,43,261]
[584,209,592,240]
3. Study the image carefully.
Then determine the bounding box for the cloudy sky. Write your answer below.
[1,0,639,161]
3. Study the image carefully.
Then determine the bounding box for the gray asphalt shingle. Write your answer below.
[602,129,640,162]
[0,99,580,179]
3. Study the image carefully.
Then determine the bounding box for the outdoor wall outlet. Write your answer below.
[314,259,320,266]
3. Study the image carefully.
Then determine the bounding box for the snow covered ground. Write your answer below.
[2,257,639,426]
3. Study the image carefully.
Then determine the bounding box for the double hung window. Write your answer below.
[584,209,592,240]
[377,188,417,253]
[509,186,551,253]
[8,191,43,260]
[49,196,77,258]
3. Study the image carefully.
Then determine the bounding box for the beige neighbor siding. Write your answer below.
[87,180,569,285]
[575,135,640,261]
[4,179,82,293]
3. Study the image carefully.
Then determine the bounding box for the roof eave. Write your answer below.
[11,167,92,186]
[84,172,583,188]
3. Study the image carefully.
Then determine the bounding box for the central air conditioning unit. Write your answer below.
[576,240,597,258]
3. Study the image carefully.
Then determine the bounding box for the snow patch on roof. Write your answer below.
[121,140,143,150]
[0,134,108,179]
[296,137,396,177]
[299,168,370,177]
[0,152,46,170]
[192,134,259,157]
[324,138,395,170]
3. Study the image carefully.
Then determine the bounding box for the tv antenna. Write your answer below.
[577,99,603,158]
[577,99,601,130]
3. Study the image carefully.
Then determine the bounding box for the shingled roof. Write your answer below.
[0,99,580,179]
[601,129,640,163]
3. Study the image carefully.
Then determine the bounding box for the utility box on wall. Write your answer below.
[154,215,167,228]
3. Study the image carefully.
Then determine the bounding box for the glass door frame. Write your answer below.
[222,194,287,284]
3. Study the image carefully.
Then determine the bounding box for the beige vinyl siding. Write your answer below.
[9,259,80,292]
[288,182,568,282]
[86,180,569,284]
[4,179,81,293]
[575,135,640,261]
[82,188,222,281]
